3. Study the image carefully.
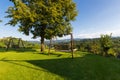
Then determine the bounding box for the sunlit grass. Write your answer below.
[0,48,120,80]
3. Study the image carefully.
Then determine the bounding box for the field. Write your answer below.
[0,48,120,80]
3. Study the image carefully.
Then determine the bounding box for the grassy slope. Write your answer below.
[0,49,120,80]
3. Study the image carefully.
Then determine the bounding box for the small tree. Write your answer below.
[45,24,72,55]
[91,41,101,54]
[100,34,112,56]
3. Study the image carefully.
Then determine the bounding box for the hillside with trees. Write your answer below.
[54,35,120,57]
[0,37,39,49]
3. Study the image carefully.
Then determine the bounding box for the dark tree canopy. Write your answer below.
[6,0,78,52]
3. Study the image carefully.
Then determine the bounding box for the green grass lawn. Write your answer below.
[0,48,120,80]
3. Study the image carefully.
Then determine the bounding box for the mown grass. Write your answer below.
[0,48,120,80]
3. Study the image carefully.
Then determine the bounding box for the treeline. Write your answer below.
[55,35,120,57]
[75,36,120,57]
[0,37,39,49]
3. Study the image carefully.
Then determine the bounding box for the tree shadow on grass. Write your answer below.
[0,48,6,52]
[27,58,79,80]
[14,48,38,53]
[0,58,48,72]
[1,54,120,80]
[0,57,86,80]
[26,54,120,80]
[40,52,64,57]
[25,56,91,80]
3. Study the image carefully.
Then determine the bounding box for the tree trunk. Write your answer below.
[40,25,46,52]
[40,36,45,52]
[70,33,74,59]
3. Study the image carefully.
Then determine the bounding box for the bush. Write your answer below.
[108,48,116,56]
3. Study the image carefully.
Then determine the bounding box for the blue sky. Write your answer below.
[0,0,120,41]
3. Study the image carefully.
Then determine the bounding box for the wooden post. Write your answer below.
[70,33,74,59]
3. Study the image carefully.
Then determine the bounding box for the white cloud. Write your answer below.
[55,29,120,40]
[76,30,120,39]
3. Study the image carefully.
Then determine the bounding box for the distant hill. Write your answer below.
[28,41,40,44]
[18,36,120,47]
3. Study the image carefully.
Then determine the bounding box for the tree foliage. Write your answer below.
[90,41,101,54]
[100,34,112,56]
[6,0,78,52]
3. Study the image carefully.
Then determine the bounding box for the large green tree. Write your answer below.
[6,0,77,52]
